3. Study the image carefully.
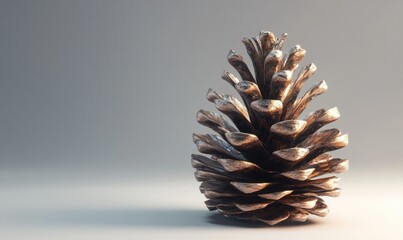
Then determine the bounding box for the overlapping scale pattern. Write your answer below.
[192,31,348,225]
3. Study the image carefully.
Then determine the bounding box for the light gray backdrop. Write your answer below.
[1,0,402,183]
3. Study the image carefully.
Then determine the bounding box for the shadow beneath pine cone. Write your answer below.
[2,208,211,228]
[3,208,319,228]
[207,212,318,228]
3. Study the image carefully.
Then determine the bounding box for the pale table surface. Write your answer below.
[0,171,402,240]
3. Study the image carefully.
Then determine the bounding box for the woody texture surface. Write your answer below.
[192,30,349,225]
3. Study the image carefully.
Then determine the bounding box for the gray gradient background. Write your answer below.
[0,0,403,183]
[1,0,402,182]
[1,1,403,239]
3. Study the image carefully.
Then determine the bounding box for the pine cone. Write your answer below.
[192,31,349,225]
